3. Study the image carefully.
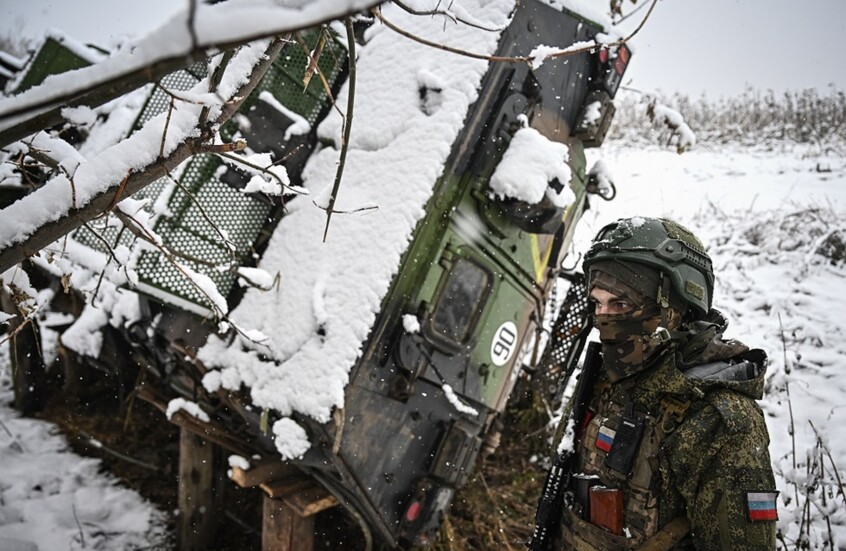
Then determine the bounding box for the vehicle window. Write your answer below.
[430,258,490,344]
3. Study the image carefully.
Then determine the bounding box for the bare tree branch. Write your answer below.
[198,49,236,131]
[322,18,358,242]
[372,0,659,65]
[0,38,287,274]
[0,1,382,148]
[295,32,345,120]
[371,6,524,64]
[391,0,504,32]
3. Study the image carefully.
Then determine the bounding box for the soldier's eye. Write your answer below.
[613,301,632,312]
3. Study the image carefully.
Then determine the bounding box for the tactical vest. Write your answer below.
[559,380,694,550]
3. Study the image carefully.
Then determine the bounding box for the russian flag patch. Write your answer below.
[746,491,779,522]
[595,425,616,453]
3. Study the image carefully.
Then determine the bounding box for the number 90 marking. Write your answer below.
[491,321,518,367]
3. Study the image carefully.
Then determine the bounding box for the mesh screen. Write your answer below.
[73,31,346,314]
[538,273,590,378]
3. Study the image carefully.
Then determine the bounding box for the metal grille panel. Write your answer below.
[536,273,591,398]
[72,31,346,314]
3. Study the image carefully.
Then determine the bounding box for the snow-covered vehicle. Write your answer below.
[0,1,629,548]
[306,6,628,546]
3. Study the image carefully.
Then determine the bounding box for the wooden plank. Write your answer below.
[263,494,314,551]
[178,429,223,550]
[231,461,299,488]
[283,486,338,517]
[135,384,255,458]
[259,478,313,500]
[258,479,338,517]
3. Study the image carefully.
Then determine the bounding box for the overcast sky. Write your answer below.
[1,0,844,98]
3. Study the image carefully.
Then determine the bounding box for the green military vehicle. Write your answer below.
[0,1,629,548]
[293,3,629,547]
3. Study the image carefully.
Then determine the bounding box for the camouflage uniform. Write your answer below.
[553,218,777,550]
[559,311,777,550]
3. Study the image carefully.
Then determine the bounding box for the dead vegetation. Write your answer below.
[433,386,550,550]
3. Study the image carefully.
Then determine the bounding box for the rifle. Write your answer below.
[527,340,603,551]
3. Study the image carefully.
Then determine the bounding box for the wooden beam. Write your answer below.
[135,384,255,458]
[178,429,223,551]
[283,485,339,518]
[258,479,338,518]
[259,478,313,500]
[263,495,314,551]
[230,461,299,489]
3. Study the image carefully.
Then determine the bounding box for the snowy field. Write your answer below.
[2,141,845,549]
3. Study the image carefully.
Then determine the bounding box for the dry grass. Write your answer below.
[432,388,551,550]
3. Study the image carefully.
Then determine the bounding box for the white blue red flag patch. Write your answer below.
[596,425,616,453]
[745,491,779,522]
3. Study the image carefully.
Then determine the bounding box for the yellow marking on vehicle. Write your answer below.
[531,233,553,282]
[531,204,573,282]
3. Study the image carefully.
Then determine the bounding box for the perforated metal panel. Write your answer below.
[135,63,207,128]
[74,31,346,315]
[536,273,591,395]
[72,64,207,254]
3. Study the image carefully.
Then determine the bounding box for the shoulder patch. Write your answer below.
[745,491,779,522]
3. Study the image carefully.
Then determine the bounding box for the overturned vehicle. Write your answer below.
[0,0,630,548]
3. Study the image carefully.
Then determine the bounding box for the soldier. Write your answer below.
[546,216,777,550]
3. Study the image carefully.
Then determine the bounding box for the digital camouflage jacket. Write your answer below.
[559,310,778,550]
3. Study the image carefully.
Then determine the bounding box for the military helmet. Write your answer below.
[583,217,714,318]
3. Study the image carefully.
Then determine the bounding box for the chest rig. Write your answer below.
[560,378,693,550]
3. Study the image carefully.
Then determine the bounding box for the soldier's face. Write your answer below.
[589,287,636,316]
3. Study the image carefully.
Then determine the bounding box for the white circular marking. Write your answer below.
[491,321,519,367]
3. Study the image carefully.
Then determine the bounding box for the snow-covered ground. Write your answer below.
[576,142,846,549]
[2,141,845,548]
[0,348,169,549]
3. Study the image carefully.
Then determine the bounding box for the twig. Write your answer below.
[391,0,504,32]
[615,0,658,45]
[76,428,160,472]
[83,222,118,306]
[372,6,526,64]
[105,173,131,213]
[115,209,267,345]
[115,214,219,267]
[322,18,357,242]
[300,29,327,91]
[810,420,846,509]
[164,170,239,261]
[216,149,304,195]
[198,49,236,132]
[0,315,33,348]
[158,93,176,160]
[123,359,147,432]
[777,314,798,471]
[72,502,86,548]
[187,0,199,53]
[294,32,344,120]
[818,442,835,550]
[313,203,378,216]
[372,0,658,66]
[616,0,652,24]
